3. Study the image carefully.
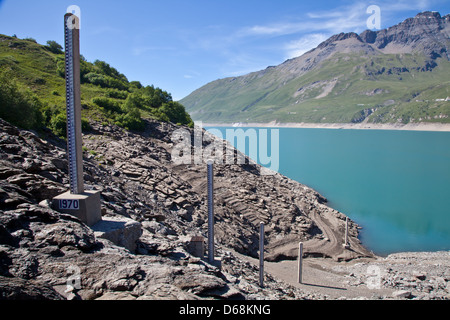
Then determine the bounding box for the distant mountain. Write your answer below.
[181,11,450,125]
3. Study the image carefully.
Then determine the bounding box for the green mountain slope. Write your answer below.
[0,34,193,136]
[181,12,450,125]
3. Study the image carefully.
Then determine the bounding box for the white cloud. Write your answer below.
[183,70,201,79]
[238,0,436,39]
[220,53,263,76]
[242,23,307,36]
[239,2,368,38]
[284,33,330,59]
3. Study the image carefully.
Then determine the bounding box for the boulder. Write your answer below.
[92,216,142,253]
[392,290,412,299]
[0,276,65,300]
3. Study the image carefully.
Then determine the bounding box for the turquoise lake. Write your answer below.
[207,127,450,256]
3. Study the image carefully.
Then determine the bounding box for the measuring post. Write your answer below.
[259,222,265,288]
[52,12,101,227]
[344,217,350,249]
[298,242,303,284]
[64,13,84,194]
[207,159,215,263]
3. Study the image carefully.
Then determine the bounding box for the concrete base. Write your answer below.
[52,190,102,227]
[207,257,222,270]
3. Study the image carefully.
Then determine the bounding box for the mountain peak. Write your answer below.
[414,11,441,19]
[312,10,449,60]
[317,32,362,50]
[357,11,450,59]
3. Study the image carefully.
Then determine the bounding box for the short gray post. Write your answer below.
[207,159,215,263]
[298,242,303,284]
[259,222,265,288]
[344,217,350,249]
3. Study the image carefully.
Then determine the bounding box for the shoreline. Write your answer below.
[200,121,450,132]
[199,119,450,257]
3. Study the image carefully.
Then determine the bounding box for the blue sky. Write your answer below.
[0,0,449,100]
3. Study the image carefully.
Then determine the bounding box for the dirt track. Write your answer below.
[232,249,450,300]
[264,258,395,299]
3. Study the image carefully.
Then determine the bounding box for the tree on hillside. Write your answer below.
[46,40,64,54]
[158,101,193,127]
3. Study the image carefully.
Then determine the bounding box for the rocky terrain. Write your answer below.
[1,118,449,300]
[262,251,450,300]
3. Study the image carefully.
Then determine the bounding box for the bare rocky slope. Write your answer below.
[1,118,449,300]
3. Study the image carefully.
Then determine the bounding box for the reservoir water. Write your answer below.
[207,127,450,256]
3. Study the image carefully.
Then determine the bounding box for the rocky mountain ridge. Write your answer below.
[360,11,450,58]
[315,11,450,59]
[181,11,450,125]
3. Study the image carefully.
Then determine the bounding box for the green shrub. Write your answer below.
[50,112,67,138]
[93,60,128,83]
[123,92,145,112]
[129,81,143,89]
[92,97,123,113]
[0,72,43,130]
[106,88,129,100]
[84,72,129,91]
[158,101,193,127]
[81,118,92,131]
[115,108,145,131]
[46,40,64,54]
[56,57,66,77]
[23,37,37,43]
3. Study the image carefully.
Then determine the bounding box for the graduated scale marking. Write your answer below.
[64,13,84,194]
[207,160,215,263]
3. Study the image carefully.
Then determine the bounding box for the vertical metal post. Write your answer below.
[259,222,265,288]
[344,217,350,249]
[207,159,215,263]
[64,13,84,194]
[298,242,303,284]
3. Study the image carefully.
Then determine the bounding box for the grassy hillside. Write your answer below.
[181,52,450,124]
[0,34,193,137]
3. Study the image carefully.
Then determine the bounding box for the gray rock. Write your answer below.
[0,276,65,300]
[392,290,413,299]
[413,271,427,281]
[92,216,142,253]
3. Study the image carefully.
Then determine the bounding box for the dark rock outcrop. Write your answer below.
[359,11,450,60]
